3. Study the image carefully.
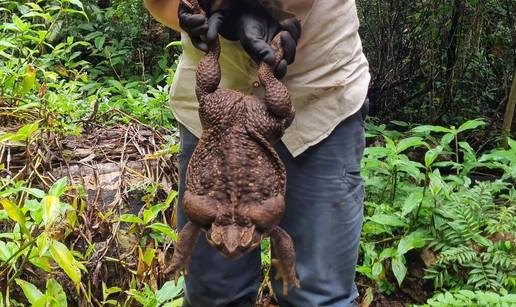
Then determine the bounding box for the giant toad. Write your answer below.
[166,0,299,294]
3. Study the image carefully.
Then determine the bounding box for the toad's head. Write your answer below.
[206,213,262,258]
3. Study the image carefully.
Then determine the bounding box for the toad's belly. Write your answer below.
[186,124,283,204]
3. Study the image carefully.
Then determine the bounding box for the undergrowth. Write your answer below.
[359,119,516,305]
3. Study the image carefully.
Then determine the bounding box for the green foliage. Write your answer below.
[420,289,516,307]
[0,176,85,303]
[0,0,178,134]
[359,119,515,300]
[0,173,181,305]
[126,278,184,307]
[16,278,67,307]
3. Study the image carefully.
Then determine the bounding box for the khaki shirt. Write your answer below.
[170,0,370,157]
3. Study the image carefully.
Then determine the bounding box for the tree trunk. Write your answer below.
[441,0,464,120]
[502,70,516,148]
[98,0,111,9]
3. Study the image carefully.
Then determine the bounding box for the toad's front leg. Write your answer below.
[258,33,295,128]
[270,226,300,295]
[164,221,201,280]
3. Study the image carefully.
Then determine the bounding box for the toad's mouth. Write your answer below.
[206,223,262,258]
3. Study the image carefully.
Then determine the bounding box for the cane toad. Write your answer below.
[165,0,299,294]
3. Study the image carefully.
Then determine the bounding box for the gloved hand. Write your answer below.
[178,0,237,51]
[179,0,301,79]
[238,14,301,79]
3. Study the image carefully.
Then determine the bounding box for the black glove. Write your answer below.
[178,0,237,51]
[238,11,301,79]
[179,1,301,79]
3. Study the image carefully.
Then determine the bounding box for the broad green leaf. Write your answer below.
[384,136,396,152]
[146,223,178,241]
[165,190,179,206]
[25,2,43,11]
[107,79,125,93]
[22,11,52,20]
[428,170,446,197]
[49,177,68,197]
[50,240,81,284]
[390,120,409,127]
[425,146,443,168]
[117,214,144,224]
[12,14,29,31]
[0,210,8,221]
[391,256,407,286]
[18,122,39,140]
[458,290,475,298]
[15,279,44,304]
[46,279,67,307]
[396,137,424,153]
[0,40,16,49]
[162,298,184,307]
[362,221,390,236]
[157,278,184,303]
[372,262,384,280]
[67,0,85,10]
[22,187,46,199]
[508,138,516,150]
[0,187,22,198]
[37,232,51,256]
[94,36,105,50]
[501,294,516,303]
[143,203,169,224]
[21,64,37,95]
[62,8,89,19]
[0,198,27,232]
[142,247,155,266]
[458,141,475,155]
[0,241,12,261]
[457,119,485,133]
[412,125,451,134]
[440,133,454,146]
[472,234,492,247]
[30,255,52,272]
[364,147,393,158]
[379,247,396,260]
[42,195,61,227]
[476,292,501,303]
[102,282,122,299]
[401,191,423,216]
[369,214,407,227]
[397,159,424,182]
[397,229,428,256]
[25,199,43,224]
[165,41,182,49]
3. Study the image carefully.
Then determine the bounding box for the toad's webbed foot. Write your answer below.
[164,221,201,280]
[270,227,300,295]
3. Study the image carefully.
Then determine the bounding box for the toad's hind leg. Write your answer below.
[270,227,300,295]
[164,222,201,280]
